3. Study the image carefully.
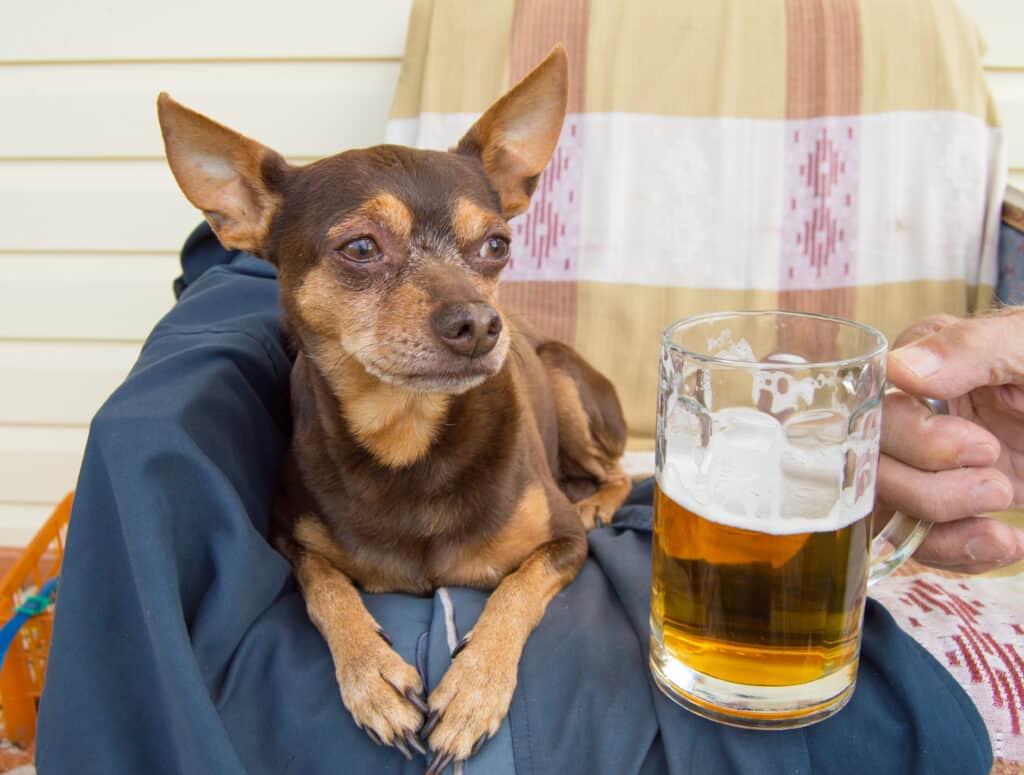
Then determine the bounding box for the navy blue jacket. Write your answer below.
[35,224,992,774]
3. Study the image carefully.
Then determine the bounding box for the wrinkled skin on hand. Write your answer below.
[879,309,1024,574]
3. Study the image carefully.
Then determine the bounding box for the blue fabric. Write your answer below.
[36,223,993,775]
[997,218,1024,305]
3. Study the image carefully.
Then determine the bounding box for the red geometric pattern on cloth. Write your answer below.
[872,571,1024,769]
[505,118,583,282]
[782,118,860,289]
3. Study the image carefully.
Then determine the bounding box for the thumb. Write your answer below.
[888,310,1024,399]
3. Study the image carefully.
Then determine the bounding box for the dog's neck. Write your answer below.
[295,340,453,469]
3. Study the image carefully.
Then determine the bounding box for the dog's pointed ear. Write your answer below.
[157,93,287,258]
[455,44,568,219]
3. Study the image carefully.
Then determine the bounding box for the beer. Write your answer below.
[650,406,875,720]
[651,485,869,688]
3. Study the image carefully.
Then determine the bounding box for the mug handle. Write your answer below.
[867,395,947,586]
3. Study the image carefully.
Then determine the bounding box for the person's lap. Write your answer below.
[35,224,992,774]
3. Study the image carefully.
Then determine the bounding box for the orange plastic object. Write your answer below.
[0,492,71,747]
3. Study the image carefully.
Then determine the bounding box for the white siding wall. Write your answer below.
[0,0,1021,545]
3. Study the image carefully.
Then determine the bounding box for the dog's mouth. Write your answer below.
[361,357,502,395]
[351,327,511,394]
[383,369,491,393]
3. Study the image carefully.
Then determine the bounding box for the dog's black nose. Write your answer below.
[431,302,502,357]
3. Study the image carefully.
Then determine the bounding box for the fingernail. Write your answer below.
[957,443,999,467]
[965,536,1013,563]
[893,346,943,378]
[969,479,1014,514]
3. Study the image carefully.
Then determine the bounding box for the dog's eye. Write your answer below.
[480,236,510,261]
[339,237,381,263]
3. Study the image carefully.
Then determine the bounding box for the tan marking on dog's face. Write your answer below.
[295,264,378,356]
[325,192,413,245]
[438,483,551,587]
[452,196,504,247]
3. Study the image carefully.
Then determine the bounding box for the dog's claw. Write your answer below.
[421,708,441,739]
[395,738,413,760]
[365,728,383,746]
[405,729,427,756]
[450,634,471,659]
[375,627,393,647]
[425,751,455,775]
[471,734,487,756]
[405,686,429,714]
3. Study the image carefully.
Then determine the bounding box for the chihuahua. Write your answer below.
[157,45,630,772]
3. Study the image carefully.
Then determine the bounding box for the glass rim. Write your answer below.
[661,310,889,370]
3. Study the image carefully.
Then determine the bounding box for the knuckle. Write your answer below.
[936,319,973,354]
[893,313,959,348]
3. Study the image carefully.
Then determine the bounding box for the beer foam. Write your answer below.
[659,407,874,536]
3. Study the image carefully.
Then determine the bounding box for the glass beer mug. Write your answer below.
[650,311,929,729]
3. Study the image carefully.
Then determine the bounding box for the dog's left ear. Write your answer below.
[455,44,568,218]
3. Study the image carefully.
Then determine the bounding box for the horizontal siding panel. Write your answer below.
[0,161,215,252]
[0,342,141,425]
[0,504,54,547]
[990,72,1024,168]
[0,427,87,504]
[2,0,412,63]
[1012,171,1024,190]
[0,254,177,340]
[960,0,1024,69]
[0,61,400,159]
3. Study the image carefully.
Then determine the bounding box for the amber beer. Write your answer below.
[651,484,870,691]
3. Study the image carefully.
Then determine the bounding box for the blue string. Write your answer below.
[0,577,58,668]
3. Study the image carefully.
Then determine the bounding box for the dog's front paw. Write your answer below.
[577,497,612,530]
[336,632,428,759]
[576,477,631,530]
[422,634,516,773]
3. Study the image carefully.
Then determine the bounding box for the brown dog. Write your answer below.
[157,45,630,772]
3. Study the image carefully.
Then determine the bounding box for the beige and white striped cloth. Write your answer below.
[386,0,1006,451]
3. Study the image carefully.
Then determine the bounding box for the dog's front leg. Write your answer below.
[295,551,428,759]
[423,532,587,772]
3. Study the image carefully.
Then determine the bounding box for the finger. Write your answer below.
[881,391,1001,471]
[888,311,1024,399]
[913,517,1024,574]
[890,313,959,350]
[876,454,1013,523]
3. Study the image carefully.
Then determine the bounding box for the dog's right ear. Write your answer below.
[157,93,288,258]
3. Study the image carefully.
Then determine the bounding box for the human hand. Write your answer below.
[879,310,1024,574]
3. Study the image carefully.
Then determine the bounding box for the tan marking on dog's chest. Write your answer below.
[302,329,452,468]
[342,377,451,468]
[438,482,551,587]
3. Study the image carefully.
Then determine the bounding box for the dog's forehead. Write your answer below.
[294,145,502,237]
